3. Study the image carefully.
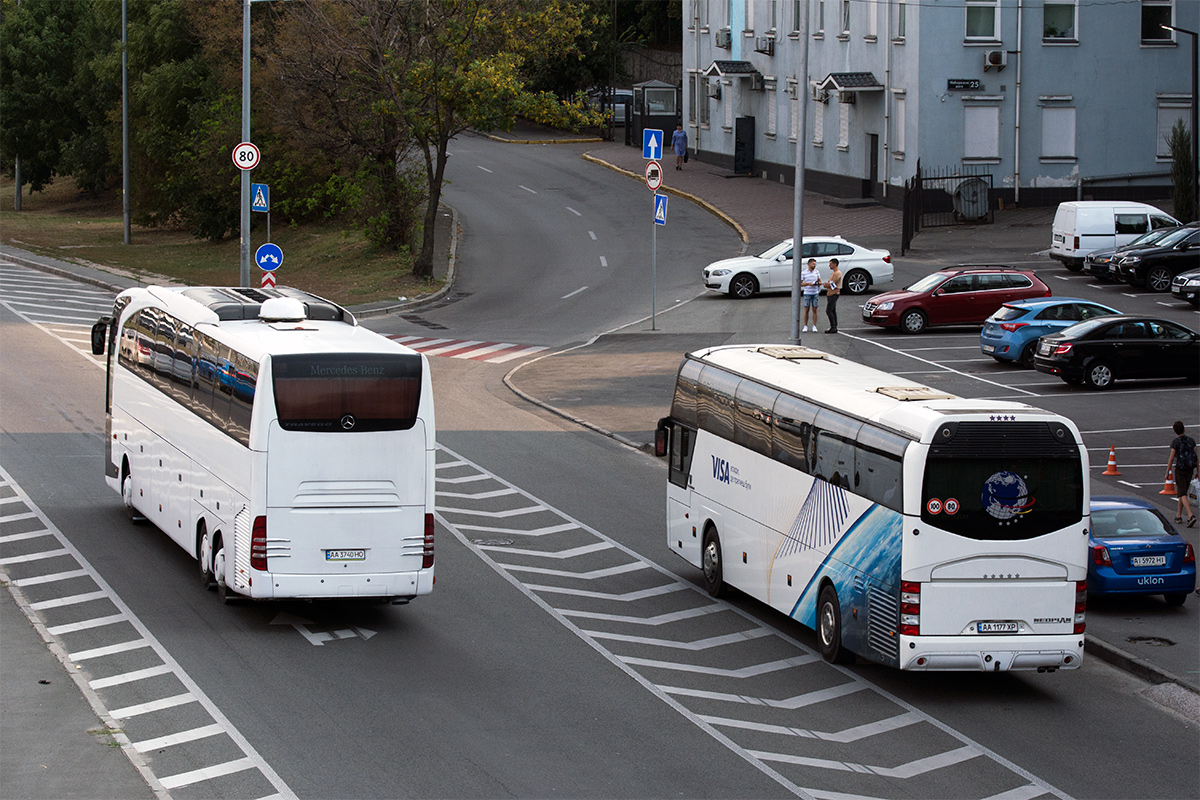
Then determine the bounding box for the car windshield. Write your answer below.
[1155,227,1196,247]
[991,304,1029,321]
[757,240,793,260]
[1092,507,1174,539]
[905,273,950,293]
[1125,228,1172,248]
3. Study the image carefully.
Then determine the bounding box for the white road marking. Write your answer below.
[566,206,582,216]
[29,590,108,610]
[752,744,979,779]
[702,710,922,743]
[589,231,597,240]
[132,723,225,752]
[109,693,197,719]
[159,757,256,789]
[1118,480,1145,489]
[477,165,493,172]
[842,332,1040,396]
[519,185,537,193]
[589,627,772,651]
[600,256,608,267]
[90,664,175,689]
[562,286,589,299]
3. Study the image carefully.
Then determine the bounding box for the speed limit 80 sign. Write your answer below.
[232,142,260,171]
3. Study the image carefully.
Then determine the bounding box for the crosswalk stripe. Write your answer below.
[387,335,548,363]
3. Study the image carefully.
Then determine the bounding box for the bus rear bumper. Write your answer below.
[899,634,1084,671]
[251,568,434,600]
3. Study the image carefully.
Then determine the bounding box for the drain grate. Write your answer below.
[401,315,447,330]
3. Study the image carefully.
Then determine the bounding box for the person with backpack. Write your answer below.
[1167,421,1197,527]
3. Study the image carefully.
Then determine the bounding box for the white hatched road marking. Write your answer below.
[434,445,1072,800]
[387,334,548,363]
[0,467,295,798]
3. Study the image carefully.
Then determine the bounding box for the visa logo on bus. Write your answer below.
[712,455,731,484]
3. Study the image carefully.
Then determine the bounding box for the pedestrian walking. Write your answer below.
[800,258,821,332]
[824,258,842,333]
[1167,421,1197,527]
[672,124,688,170]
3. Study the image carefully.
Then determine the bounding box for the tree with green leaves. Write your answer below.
[1167,119,1195,224]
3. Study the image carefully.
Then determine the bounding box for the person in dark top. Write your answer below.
[1167,420,1196,527]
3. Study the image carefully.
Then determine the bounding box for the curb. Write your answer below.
[487,133,604,145]
[1084,635,1196,692]
[580,152,749,244]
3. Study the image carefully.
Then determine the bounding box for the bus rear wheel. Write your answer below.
[121,471,146,524]
[817,584,853,664]
[199,526,214,590]
[701,526,725,597]
[214,539,237,604]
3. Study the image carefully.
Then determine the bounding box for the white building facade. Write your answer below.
[683,0,1196,207]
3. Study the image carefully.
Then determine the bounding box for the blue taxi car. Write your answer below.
[1089,497,1196,606]
[980,298,1120,367]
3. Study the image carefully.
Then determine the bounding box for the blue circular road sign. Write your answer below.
[255,242,283,272]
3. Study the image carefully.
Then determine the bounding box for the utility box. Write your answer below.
[631,80,681,148]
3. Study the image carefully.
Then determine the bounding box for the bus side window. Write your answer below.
[772,394,819,473]
[854,426,908,510]
[696,366,740,441]
[668,423,695,489]
[812,410,862,488]
[734,381,779,458]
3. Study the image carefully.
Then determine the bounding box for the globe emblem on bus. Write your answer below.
[981,471,1035,521]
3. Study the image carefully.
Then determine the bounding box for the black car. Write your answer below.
[1033,315,1200,389]
[1114,225,1200,292]
[1084,226,1179,281]
[1171,266,1200,307]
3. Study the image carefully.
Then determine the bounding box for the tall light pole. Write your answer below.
[240,0,251,287]
[122,0,130,244]
[790,0,811,345]
[1163,24,1198,220]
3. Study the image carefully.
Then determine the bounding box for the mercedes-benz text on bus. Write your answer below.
[91,285,436,605]
[655,345,1089,671]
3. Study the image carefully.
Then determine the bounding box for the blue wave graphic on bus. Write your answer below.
[790,504,903,630]
[777,479,850,558]
[981,471,1035,521]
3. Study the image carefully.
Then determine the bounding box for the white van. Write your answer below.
[1049,201,1179,270]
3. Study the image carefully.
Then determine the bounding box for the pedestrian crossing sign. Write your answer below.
[654,193,667,226]
[251,183,269,213]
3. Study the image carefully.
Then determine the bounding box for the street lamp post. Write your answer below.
[1163,24,1198,219]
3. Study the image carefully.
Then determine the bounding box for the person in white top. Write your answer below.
[800,258,821,332]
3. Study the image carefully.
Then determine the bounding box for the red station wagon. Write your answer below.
[862,266,1052,334]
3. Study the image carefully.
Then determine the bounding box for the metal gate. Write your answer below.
[901,160,995,255]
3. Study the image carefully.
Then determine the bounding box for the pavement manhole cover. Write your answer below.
[471,538,514,547]
[1127,636,1175,647]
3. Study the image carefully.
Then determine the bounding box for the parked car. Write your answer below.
[589,88,633,125]
[1088,496,1196,606]
[1049,201,1179,270]
[861,266,1051,334]
[1114,224,1200,291]
[1170,266,1200,307]
[1032,315,1200,389]
[1084,226,1179,281]
[980,298,1120,367]
[702,236,893,298]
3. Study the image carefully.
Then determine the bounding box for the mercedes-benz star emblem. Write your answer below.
[340,414,356,430]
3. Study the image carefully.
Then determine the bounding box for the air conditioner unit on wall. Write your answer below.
[811,84,829,103]
[754,36,775,55]
[750,73,764,91]
[983,50,1007,71]
[715,28,732,48]
[705,81,722,99]
[838,90,856,104]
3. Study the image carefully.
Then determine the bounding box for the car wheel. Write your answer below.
[843,269,871,295]
[1164,592,1187,607]
[817,584,853,664]
[1018,341,1037,368]
[1146,266,1172,293]
[1064,261,1084,273]
[701,526,725,597]
[900,309,927,334]
[729,274,758,299]
[1084,360,1114,390]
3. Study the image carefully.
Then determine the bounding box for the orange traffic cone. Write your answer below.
[1160,465,1178,496]
[1101,447,1121,476]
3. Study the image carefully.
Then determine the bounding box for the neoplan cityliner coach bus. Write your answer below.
[655,345,1090,671]
[91,285,436,604]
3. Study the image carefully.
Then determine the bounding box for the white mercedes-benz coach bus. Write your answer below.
[91,285,436,605]
[655,345,1089,672]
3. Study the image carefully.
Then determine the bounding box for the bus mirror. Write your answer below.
[91,318,110,355]
[654,427,669,458]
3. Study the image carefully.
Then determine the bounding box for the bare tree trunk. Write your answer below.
[413,139,449,278]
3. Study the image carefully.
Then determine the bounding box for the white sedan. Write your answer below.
[702,236,894,298]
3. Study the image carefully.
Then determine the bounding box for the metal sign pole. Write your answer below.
[652,194,657,331]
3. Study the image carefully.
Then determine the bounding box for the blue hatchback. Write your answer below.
[1089,497,1196,606]
[980,297,1120,367]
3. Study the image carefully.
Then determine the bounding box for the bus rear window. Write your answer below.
[272,353,422,432]
[922,457,1083,540]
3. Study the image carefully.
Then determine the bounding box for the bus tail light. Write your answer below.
[1074,579,1087,634]
[1184,543,1195,565]
[899,580,920,636]
[1091,544,1112,566]
[422,513,435,569]
[251,515,268,571]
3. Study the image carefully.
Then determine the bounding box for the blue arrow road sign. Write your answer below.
[255,242,283,272]
[654,193,668,226]
[251,183,269,213]
[643,129,664,160]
